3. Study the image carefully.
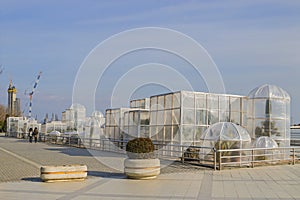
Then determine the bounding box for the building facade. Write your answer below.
[7,80,21,117]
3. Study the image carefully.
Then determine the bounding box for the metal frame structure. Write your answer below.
[247,84,291,148]
[149,91,247,146]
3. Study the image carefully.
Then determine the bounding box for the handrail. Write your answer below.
[37,134,300,171]
[215,146,300,170]
[217,146,300,152]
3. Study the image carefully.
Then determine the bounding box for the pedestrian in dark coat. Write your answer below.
[33,127,38,143]
[28,128,33,143]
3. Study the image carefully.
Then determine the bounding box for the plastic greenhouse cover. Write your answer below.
[201,122,251,141]
[49,131,61,136]
[248,84,290,99]
[70,103,86,110]
[91,111,104,118]
[255,136,278,148]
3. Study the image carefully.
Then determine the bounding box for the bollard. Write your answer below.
[40,164,87,182]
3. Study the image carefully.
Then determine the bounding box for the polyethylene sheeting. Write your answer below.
[201,122,251,142]
[247,84,290,149]
[255,136,278,148]
[248,84,290,99]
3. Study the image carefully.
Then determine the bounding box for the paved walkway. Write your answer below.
[0,136,300,199]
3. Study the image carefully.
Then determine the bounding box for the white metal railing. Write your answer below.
[215,147,300,170]
[37,134,300,170]
[38,134,215,166]
[291,139,300,146]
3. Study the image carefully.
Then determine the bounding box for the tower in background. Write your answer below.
[7,80,21,117]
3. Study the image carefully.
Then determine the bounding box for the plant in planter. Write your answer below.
[215,141,241,163]
[126,137,155,159]
[183,147,200,161]
[124,138,160,179]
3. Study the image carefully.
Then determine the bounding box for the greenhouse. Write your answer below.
[40,121,66,134]
[254,136,280,160]
[255,136,278,149]
[200,122,251,163]
[62,103,86,133]
[123,109,150,141]
[105,90,248,146]
[247,84,290,148]
[101,85,292,163]
[130,98,150,109]
[149,91,247,145]
[7,117,41,138]
[105,108,132,141]
[84,111,105,139]
[83,111,105,147]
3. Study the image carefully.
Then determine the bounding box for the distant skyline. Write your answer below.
[1,1,300,123]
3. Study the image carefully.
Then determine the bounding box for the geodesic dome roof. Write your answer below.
[92,111,104,118]
[255,136,278,148]
[49,131,61,136]
[201,122,251,142]
[248,84,290,99]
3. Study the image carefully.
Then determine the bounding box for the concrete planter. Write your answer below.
[124,158,160,179]
[40,164,87,182]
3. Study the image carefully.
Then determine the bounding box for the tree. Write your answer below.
[255,120,279,138]
[254,99,280,138]
[0,104,6,121]
[0,105,7,132]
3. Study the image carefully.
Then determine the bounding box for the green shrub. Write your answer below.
[126,138,155,159]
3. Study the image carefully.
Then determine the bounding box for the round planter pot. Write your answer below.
[124,158,160,179]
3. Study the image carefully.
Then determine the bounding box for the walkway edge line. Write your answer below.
[0,147,41,168]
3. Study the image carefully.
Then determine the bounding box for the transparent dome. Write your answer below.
[255,136,278,148]
[248,84,290,99]
[201,122,251,142]
[200,122,251,164]
[91,111,104,118]
[254,136,280,160]
[49,130,61,136]
[247,84,290,151]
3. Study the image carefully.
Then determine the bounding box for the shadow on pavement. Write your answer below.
[20,171,125,182]
[88,171,125,179]
[21,177,42,182]
[44,147,125,158]
[45,147,93,156]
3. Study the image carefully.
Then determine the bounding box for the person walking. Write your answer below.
[28,128,33,143]
[33,127,39,143]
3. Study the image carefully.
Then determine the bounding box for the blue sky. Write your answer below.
[0,0,300,123]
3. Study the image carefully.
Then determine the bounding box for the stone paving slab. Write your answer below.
[1,136,300,199]
[0,136,206,182]
[0,147,39,182]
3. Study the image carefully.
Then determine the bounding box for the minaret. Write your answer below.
[7,80,20,116]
